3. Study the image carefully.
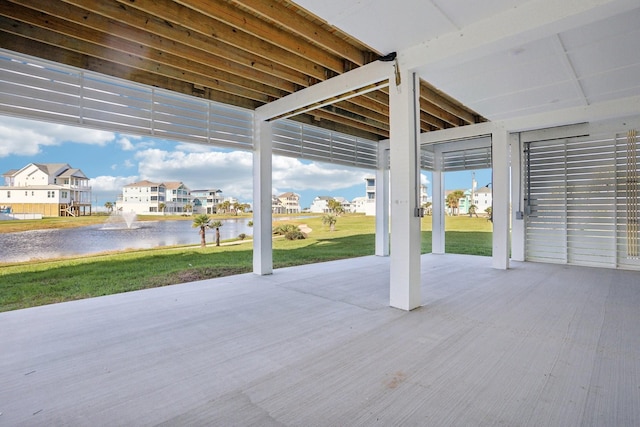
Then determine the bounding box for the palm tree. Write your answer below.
[322,214,337,231]
[158,202,166,214]
[446,190,465,216]
[104,201,114,214]
[468,204,478,217]
[217,200,231,214]
[327,198,345,215]
[485,206,493,222]
[192,214,211,247]
[422,201,433,215]
[210,220,223,246]
[184,203,192,215]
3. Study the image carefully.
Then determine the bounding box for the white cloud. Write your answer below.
[117,137,135,151]
[133,147,370,203]
[90,175,139,203]
[0,116,115,157]
[421,173,430,185]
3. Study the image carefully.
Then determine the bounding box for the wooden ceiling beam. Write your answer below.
[177,0,347,74]
[230,0,368,67]
[310,109,389,139]
[0,34,263,111]
[113,0,329,81]
[419,98,462,128]
[0,17,274,104]
[59,0,311,89]
[1,3,289,100]
[16,0,297,94]
[420,80,478,125]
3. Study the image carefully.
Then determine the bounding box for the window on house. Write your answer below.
[6,191,10,198]
[25,191,28,196]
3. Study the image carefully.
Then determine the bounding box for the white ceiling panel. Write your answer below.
[568,28,640,78]
[294,0,457,53]
[471,82,585,120]
[559,7,640,51]
[421,37,579,118]
[582,64,640,102]
[431,0,530,29]
[293,0,640,123]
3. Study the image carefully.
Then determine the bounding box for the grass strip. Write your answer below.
[0,215,493,312]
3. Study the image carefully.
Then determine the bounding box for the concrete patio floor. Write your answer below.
[1,254,639,426]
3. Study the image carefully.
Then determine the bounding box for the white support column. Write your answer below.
[389,70,421,311]
[510,133,525,261]
[492,126,510,270]
[432,157,445,254]
[375,140,390,257]
[252,116,273,275]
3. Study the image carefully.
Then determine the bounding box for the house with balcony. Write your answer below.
[118,180,191,215]
[0,163,92,217]
[163,182,191,214]
[277,192,301,214]
[190,189,223,214]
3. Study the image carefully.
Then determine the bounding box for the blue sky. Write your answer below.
[0,116,491,209]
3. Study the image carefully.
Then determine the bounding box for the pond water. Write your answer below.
[0,218,253,263]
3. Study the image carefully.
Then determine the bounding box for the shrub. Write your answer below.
[284,230,306,240]
[238,233,246,240]
[273,224,298,235]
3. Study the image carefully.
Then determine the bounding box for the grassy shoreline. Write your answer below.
[0,214,492,312]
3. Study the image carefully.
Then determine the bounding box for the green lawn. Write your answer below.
[0,214,492,312]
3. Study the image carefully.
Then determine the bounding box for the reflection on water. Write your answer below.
[0,219,253,263]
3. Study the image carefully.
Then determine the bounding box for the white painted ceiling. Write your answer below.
[294,0,640,123]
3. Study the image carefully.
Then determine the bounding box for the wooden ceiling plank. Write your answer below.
[112,0,328,81]
[311,109,389,138]
[0,17,273,104]
[419,98,461,128]
[230,0,367,67]
[176,0,347,74]
[14,0,296,94]
[420,111,447,130]
[19,0,295,94]
[58,0,311,88]
[1,4,286,100]
[1,34,263,111]
[420,81,477,125]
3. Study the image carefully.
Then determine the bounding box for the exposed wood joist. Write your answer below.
[0,0,485,141]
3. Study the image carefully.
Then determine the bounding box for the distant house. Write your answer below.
[277,192,301,214]
[352,176,377,216]
[309,196,332,213]
[272,195,286,214]
[311,196,352,213]
[190,189,223,214]
[0,163,92,217]
[118,180,191,215]
[353,176,429,216]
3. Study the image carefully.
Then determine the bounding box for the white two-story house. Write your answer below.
[118,180,191,215]
[0,163,92,217]
[190,189,223,214]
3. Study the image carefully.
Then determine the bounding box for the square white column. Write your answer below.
[431,164,445,254]
[389,70,421,310]
[510,133,525,261]
[375,140,390,257]
[252,117,273,275]
[492,127,510,270]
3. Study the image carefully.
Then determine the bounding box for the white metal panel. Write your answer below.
[0,49,378,166]
[525,129,640,270]
[272,120,378,169]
